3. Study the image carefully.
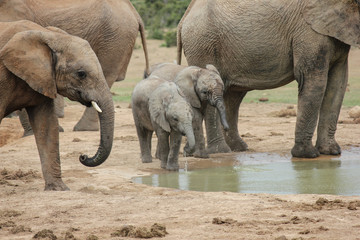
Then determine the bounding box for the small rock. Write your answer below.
[259,97,269,102]
[349,106,360,118]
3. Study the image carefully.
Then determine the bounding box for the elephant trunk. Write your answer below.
[79,91,114,167]
[215,99,229,131]
[184,125,195,153]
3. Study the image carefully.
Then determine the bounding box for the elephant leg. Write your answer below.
[19,94,65,136]
[156,129,170,169]
[26,101,69,191]
[316,51,349,155]
[184,109,208,158]
[54,94,64,118]
[291,70,328,158]
[73,107,99,131]
[167,131,182,171]
[135,124,153,163]
[223,90,248,152]
[204,105,231,154]
[18,109,34,137]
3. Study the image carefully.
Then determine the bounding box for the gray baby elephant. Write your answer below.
[148,63,229,158]
[132,76,195,171]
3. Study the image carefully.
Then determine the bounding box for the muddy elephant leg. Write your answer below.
[26,101,69,191]
[156,129,170,169]
[316,50,349,155]
[223,90,248,152]
[184,109,208,158]
[204,105,232,154]
[135,124,153,163]
[291,70,328,158]
[167,131,182,171]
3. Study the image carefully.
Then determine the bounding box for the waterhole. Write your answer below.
[132,148,360,195]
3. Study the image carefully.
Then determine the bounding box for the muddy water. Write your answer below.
[132,148,360,195]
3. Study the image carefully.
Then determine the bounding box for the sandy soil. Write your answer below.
[0,40,360,240]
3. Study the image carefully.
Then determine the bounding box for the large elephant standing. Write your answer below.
[0,20,114,190]
[0,0,149,132]
[177,0,359,158]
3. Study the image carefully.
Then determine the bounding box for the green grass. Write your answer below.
[111,77,360,107]
[111,78,142,103]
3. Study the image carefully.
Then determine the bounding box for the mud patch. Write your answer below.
[270,107,297,118]
[111,223,168,238]
[1,168,40,181]
[298,197,360,211]
[33,229,57,240]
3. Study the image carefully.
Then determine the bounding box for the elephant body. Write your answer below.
[0,20,115,190]
[178,0,358,158]
[132,77,195,171]
[0,0,149,132]
[148,63,229,158]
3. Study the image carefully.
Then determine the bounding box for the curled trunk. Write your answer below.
[79,92,114,167]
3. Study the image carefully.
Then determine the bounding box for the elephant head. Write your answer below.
[0,24,114,167]
[149,82,195,151]
[303,0,360,47]
[175,65,230,130]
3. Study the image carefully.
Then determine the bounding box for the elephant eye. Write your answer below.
[201,90,208,94]
[173,117,179,122]
[77,70,87,80]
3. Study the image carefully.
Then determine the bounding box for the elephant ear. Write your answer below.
[206,64,220,75]
[302,0,360,47]
[149,87,171,132]
[174,67,201,108]
[0,30,57,99]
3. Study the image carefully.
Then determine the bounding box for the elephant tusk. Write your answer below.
[91,101,102,113]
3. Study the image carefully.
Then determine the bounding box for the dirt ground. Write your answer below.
[1,40,360,240]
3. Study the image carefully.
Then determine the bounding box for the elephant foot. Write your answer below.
[316,141,341,156]
[22,129,34,137]
[73,116,99,131]
[193,149,209,158]
[141,155,152,163]
[225,134,248,152]
[166,163,179,171]
[44,179,70,191]
[206,140,232,154]
[291,142,320,158]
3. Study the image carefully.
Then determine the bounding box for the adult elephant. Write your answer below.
[177,0,359,158]
[0,0,149,132]
[0,20,114,190]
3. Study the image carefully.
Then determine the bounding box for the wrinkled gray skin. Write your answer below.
[0,0,149,134]
[148,63,229,158]
[132,79,195,171]
[0,21,115,190]
[178,0,359,158]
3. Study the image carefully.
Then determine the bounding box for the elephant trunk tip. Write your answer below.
[223,122,230,131]
[79,154,105,167]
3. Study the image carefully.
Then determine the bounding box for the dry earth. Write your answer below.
[0,40,360,240]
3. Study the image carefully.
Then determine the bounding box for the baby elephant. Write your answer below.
[148,63,229,158]
[132,77,195,171]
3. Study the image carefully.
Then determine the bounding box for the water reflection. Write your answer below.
[133,148,360,196]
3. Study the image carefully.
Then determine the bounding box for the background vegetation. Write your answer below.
[130,0,191,46]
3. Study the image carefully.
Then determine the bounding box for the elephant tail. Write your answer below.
[176,24,183,65]
[139,19,150,77]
